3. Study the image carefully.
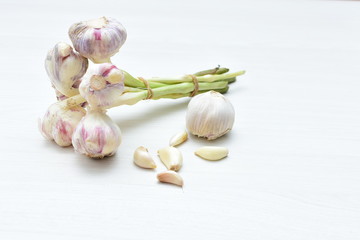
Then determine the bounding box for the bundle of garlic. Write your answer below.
[40,16,245,158]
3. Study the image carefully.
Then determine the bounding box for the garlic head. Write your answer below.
[39,102,86,146]
[72,110,121,158]
[79,63,125,109]
[68,16,127,63]
[186,91,235,140]
[45,42,88,97]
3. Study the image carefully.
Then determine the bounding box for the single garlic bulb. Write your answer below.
[69,16,127,63]
[45,42,88,97]
[79,63,125,109]
[186,91,235,140]
[39,103,86,146]
[72,110,121,158]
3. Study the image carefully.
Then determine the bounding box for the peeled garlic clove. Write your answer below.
[133,146,156,169]
[45,42,88,97]
[157,146,183,171]
[39,102,86,146]
[186,91,235,140]
[194,146,228,161]
[157,171,183,187]
[69,16,127,63]
[79,63,125,108]
[72,110,121,158]
[169,130,188,147]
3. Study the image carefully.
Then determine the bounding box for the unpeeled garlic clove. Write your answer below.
[133,146,156,169]
[169,130,188,147]
[69,16,127,63]
[194,146,229,161]
[157,146,183,171]
[157,171,183,187]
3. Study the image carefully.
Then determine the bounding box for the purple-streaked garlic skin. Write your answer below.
[45,42,88,97]
[72,110,121,158]
[39,103,86,146]
[54,88,68,101]
[79,63,125,109]
[68,17,127,63]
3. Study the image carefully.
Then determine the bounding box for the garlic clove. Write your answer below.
[194,146,229,161]
[186,91,235,140]
[45,42,88,97]
[72,110,121,158]
[79,63,125,108]
[169,130,188,147]
[39,103,86,146]
[133,146,157,169]
[68,16,127,63]
[157,171,183,187]
[157,146,183,171]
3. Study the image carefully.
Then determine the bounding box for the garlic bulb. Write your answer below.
[72,110,121,158]
[45,42,88,97]
[79,63,125,109]
[69,16,127,63]
[39,103,86,146]
[186,91,235,140]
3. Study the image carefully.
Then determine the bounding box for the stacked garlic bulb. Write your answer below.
[41,17,127,158]
[69,16,127,63]
[39,103,86,147]
[45,42,88,97]
[68,18,126,157]
[79,63,125,109]
[186,91,235,140]
[72,63,124,157]
[72,110,121,158]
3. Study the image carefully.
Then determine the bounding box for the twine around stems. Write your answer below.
[188,74,199,97]
[138,77,153,99]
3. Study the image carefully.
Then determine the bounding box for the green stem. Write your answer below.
[147,70,245,84]
[193,66,229,76]
[107,81,228,108]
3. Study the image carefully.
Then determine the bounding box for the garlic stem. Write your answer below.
[146,70,245,84]
[193,67,229,76]
[61,79,230,109]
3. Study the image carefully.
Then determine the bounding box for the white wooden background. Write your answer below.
[0,0,359,239]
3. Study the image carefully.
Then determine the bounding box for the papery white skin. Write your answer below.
[72,110,121,158]
[79,63,125,109]
[39,103,86,146]
[186,91,235,140]
[69,16,127,63]
[45,42,88,97]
